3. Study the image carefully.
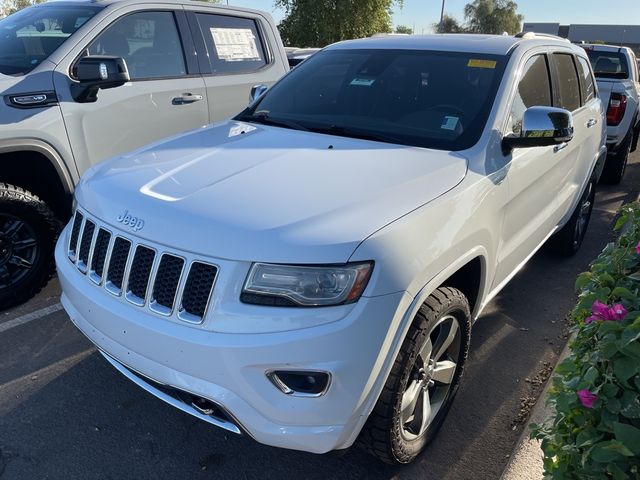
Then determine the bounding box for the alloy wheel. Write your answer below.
[0,214,39,289]
[400,314,461,440]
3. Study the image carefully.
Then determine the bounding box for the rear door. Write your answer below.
[54,5,209,175]
[183,7,288,122]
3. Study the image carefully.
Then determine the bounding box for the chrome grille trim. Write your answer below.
[67,209,219,325]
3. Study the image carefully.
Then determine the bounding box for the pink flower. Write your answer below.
[577,389,598,409]
[636,241,640,255]
[585,300,628,323]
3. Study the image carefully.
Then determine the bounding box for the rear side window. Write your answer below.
[576,56,596,104]
[510,55,552,134]
[196,13,267,74]
[552,53,581,112]
[86,11,186,79]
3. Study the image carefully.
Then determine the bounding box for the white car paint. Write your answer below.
[56,34,605,455]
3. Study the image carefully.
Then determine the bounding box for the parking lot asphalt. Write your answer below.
[1,153,639,480]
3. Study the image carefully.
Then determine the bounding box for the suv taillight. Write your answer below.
[607,93,627,126]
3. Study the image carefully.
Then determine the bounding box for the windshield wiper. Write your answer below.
[309,124,403,146]
[237,111,309,132]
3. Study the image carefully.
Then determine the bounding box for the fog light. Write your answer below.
[266,370,331,397]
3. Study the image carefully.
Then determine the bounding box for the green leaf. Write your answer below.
[590,440,634,462]
[576,272,593,291]
[613,422,640,455]
[620,391,640,419]
[600,273,616,287]
[628,271,640,282]
[608,462,630,480]
[584,366,599,384]
[612,286,635,300]
[614,357,638,382]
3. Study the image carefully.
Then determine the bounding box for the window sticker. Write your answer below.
[441,116,460,131]
[210,27,261,62]
[350,77,376,87]
[467,59,497,69]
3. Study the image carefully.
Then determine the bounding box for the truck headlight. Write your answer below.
[241,262,373,307]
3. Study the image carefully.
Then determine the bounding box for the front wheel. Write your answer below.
[359,287,471,464]
[600,132,632,185]
[0,184,60,309]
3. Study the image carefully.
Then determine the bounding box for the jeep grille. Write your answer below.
[67,210,217,324]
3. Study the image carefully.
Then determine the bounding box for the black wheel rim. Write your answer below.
[400,315,461,441]
[573,181,594,250]
[0,214,39,289]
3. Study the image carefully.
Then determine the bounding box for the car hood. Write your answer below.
[77,121,468,263]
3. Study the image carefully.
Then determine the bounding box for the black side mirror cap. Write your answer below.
[71,56,130,103]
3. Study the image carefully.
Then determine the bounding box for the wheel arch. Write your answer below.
[0,140,76,219]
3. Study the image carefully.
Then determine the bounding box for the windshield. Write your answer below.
[0,4,101,76]
[586,50,629,79]
[236,49,507,151]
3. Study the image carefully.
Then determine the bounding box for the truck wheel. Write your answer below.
[359,287,471,464]
[0,184,60,309]
[549,175,596,257]
[600,131,632,185]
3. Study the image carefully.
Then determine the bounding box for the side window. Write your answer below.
[551,53,581,112]
[510,55,552,134]
[576,56,596,104]
[87,11,186,80]
[195,13,268,74]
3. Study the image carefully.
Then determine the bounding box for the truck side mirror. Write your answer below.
[502,106,574,155]
[71,56,130,103]
[249,84,268,104]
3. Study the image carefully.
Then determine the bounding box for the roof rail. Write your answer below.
[515,31,570,43]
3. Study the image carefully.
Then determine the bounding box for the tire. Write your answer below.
[600,131,632,185]
[0,184,61,309]
[548,175,596,257]
[358,287,471,464]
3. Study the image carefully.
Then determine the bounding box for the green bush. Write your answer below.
[532,202,640,479]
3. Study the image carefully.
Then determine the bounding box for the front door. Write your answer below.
[54,8,209,176]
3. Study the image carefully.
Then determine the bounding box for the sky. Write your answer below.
[222,0,640,35]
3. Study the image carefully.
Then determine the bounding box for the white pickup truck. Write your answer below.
[583,44,640,184]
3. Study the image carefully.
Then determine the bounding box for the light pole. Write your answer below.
[439,0,446,33]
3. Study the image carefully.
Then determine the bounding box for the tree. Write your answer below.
[394,25,413,35]
[276,0,403,47]
[434,14,464,34]
[464,0,523,35]
[1,0,44,17]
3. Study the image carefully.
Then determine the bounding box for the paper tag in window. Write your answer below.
[350,78,376,86]
[441,116,460,131]
[467,59,497,69]
[210,27,260,62]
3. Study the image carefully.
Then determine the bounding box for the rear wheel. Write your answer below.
[601,131,632,185]
[359,287,471,464]
[549,175,596,257]
[0,184,60,309]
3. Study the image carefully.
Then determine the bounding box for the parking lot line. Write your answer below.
[0,303,63,334]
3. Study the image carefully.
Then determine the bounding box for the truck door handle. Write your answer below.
[172,93,203,105]
[554,142,568,153]
[586,118,598,128]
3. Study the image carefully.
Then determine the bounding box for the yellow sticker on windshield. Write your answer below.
[468,59,497,69]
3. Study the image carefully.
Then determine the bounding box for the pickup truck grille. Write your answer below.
[67,210,217,324]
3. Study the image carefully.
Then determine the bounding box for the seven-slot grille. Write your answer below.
[67,210,217,324]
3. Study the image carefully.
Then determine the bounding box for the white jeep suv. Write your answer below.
[56,33,606,464]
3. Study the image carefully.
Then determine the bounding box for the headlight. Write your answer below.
[241,262,373,307]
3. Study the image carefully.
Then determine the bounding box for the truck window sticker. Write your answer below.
[210,27,261,62]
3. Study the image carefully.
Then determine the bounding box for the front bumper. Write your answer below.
[55,226,411,454]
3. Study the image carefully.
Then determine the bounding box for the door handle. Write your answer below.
[172,93,203,105]
[586,118,598,128]
[553,142,568,153]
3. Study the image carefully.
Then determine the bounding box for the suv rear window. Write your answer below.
[238,49,507,151]
[0,5,101,76]
[586,50,629,79]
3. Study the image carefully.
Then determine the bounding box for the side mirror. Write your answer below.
[71,56,130,103]
[502,106,574,155]
[249,84,268,104]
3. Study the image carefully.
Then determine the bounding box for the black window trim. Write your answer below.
[187,10,275,78]
[69,8,200,83]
